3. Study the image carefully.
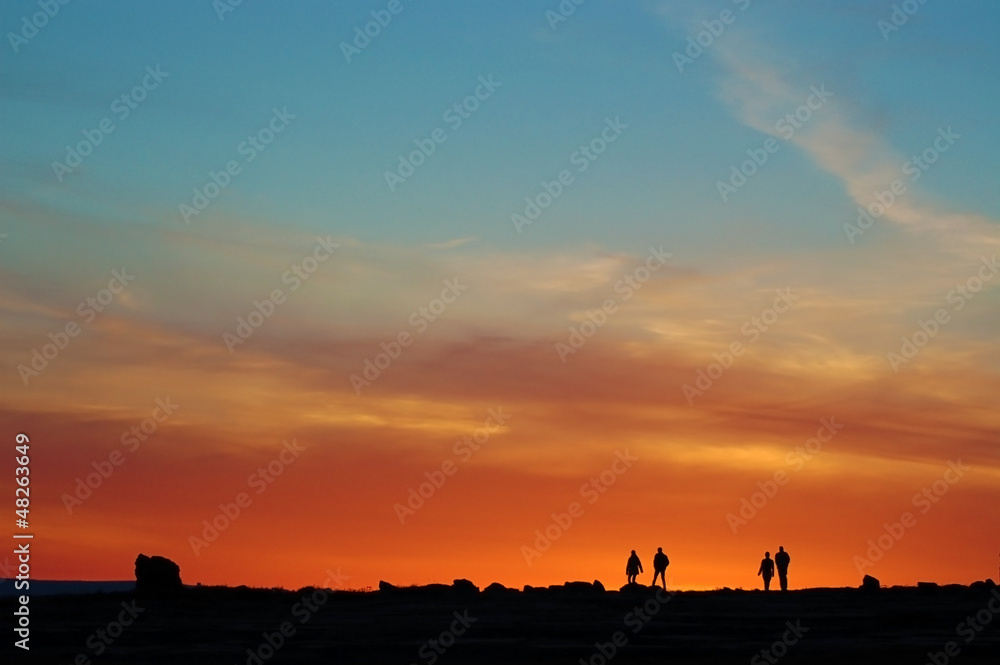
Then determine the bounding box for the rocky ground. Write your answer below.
[6,580,1000,664]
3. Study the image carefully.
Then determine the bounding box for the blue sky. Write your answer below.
[4,0,997,257]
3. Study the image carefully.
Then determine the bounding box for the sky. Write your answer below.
[1,0,999,592]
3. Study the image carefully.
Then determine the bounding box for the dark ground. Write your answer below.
[6,582,1000,664]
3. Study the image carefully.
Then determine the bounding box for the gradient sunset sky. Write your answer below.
[2,1,999,592]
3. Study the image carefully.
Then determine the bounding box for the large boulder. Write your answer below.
[134,554,182,595]
[861,575,880,591]
[452,579,479,595]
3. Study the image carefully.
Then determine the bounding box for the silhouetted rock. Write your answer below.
[970,579,997,591]
[559,581,603,595]
[483,582,516,597]
[861,575,880,591]
[381,581,468,598]
[134,554,182,595]
[593,579,605,592]
[522,584,548,597]
[917,582,939,591]
[619,582,654,594]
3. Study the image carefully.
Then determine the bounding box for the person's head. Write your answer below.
[765,551,771,558]
[779,546,784,552]
[657,547,663,553]
[631,550,636,555]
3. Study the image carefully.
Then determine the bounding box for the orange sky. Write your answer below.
[3,226,998,591]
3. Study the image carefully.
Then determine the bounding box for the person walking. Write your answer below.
[775,546,791,591]
[626,550,643,585]
[652,547,670,590]
[757,551,775,591]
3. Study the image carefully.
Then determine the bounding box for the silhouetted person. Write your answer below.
[626,550,643,584]
[652,547,669,590]
[775,546,790,591]
[757,551,774,591]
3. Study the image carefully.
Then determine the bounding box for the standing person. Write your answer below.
[652,547,670,590]
[757,551,775,591]
[626,550,643,585]
[775,546,791,591]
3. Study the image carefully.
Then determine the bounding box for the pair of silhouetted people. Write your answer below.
[757,546,791,591]
[625,548,670,589]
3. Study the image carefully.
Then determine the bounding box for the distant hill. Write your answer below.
[0,579,134,597]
